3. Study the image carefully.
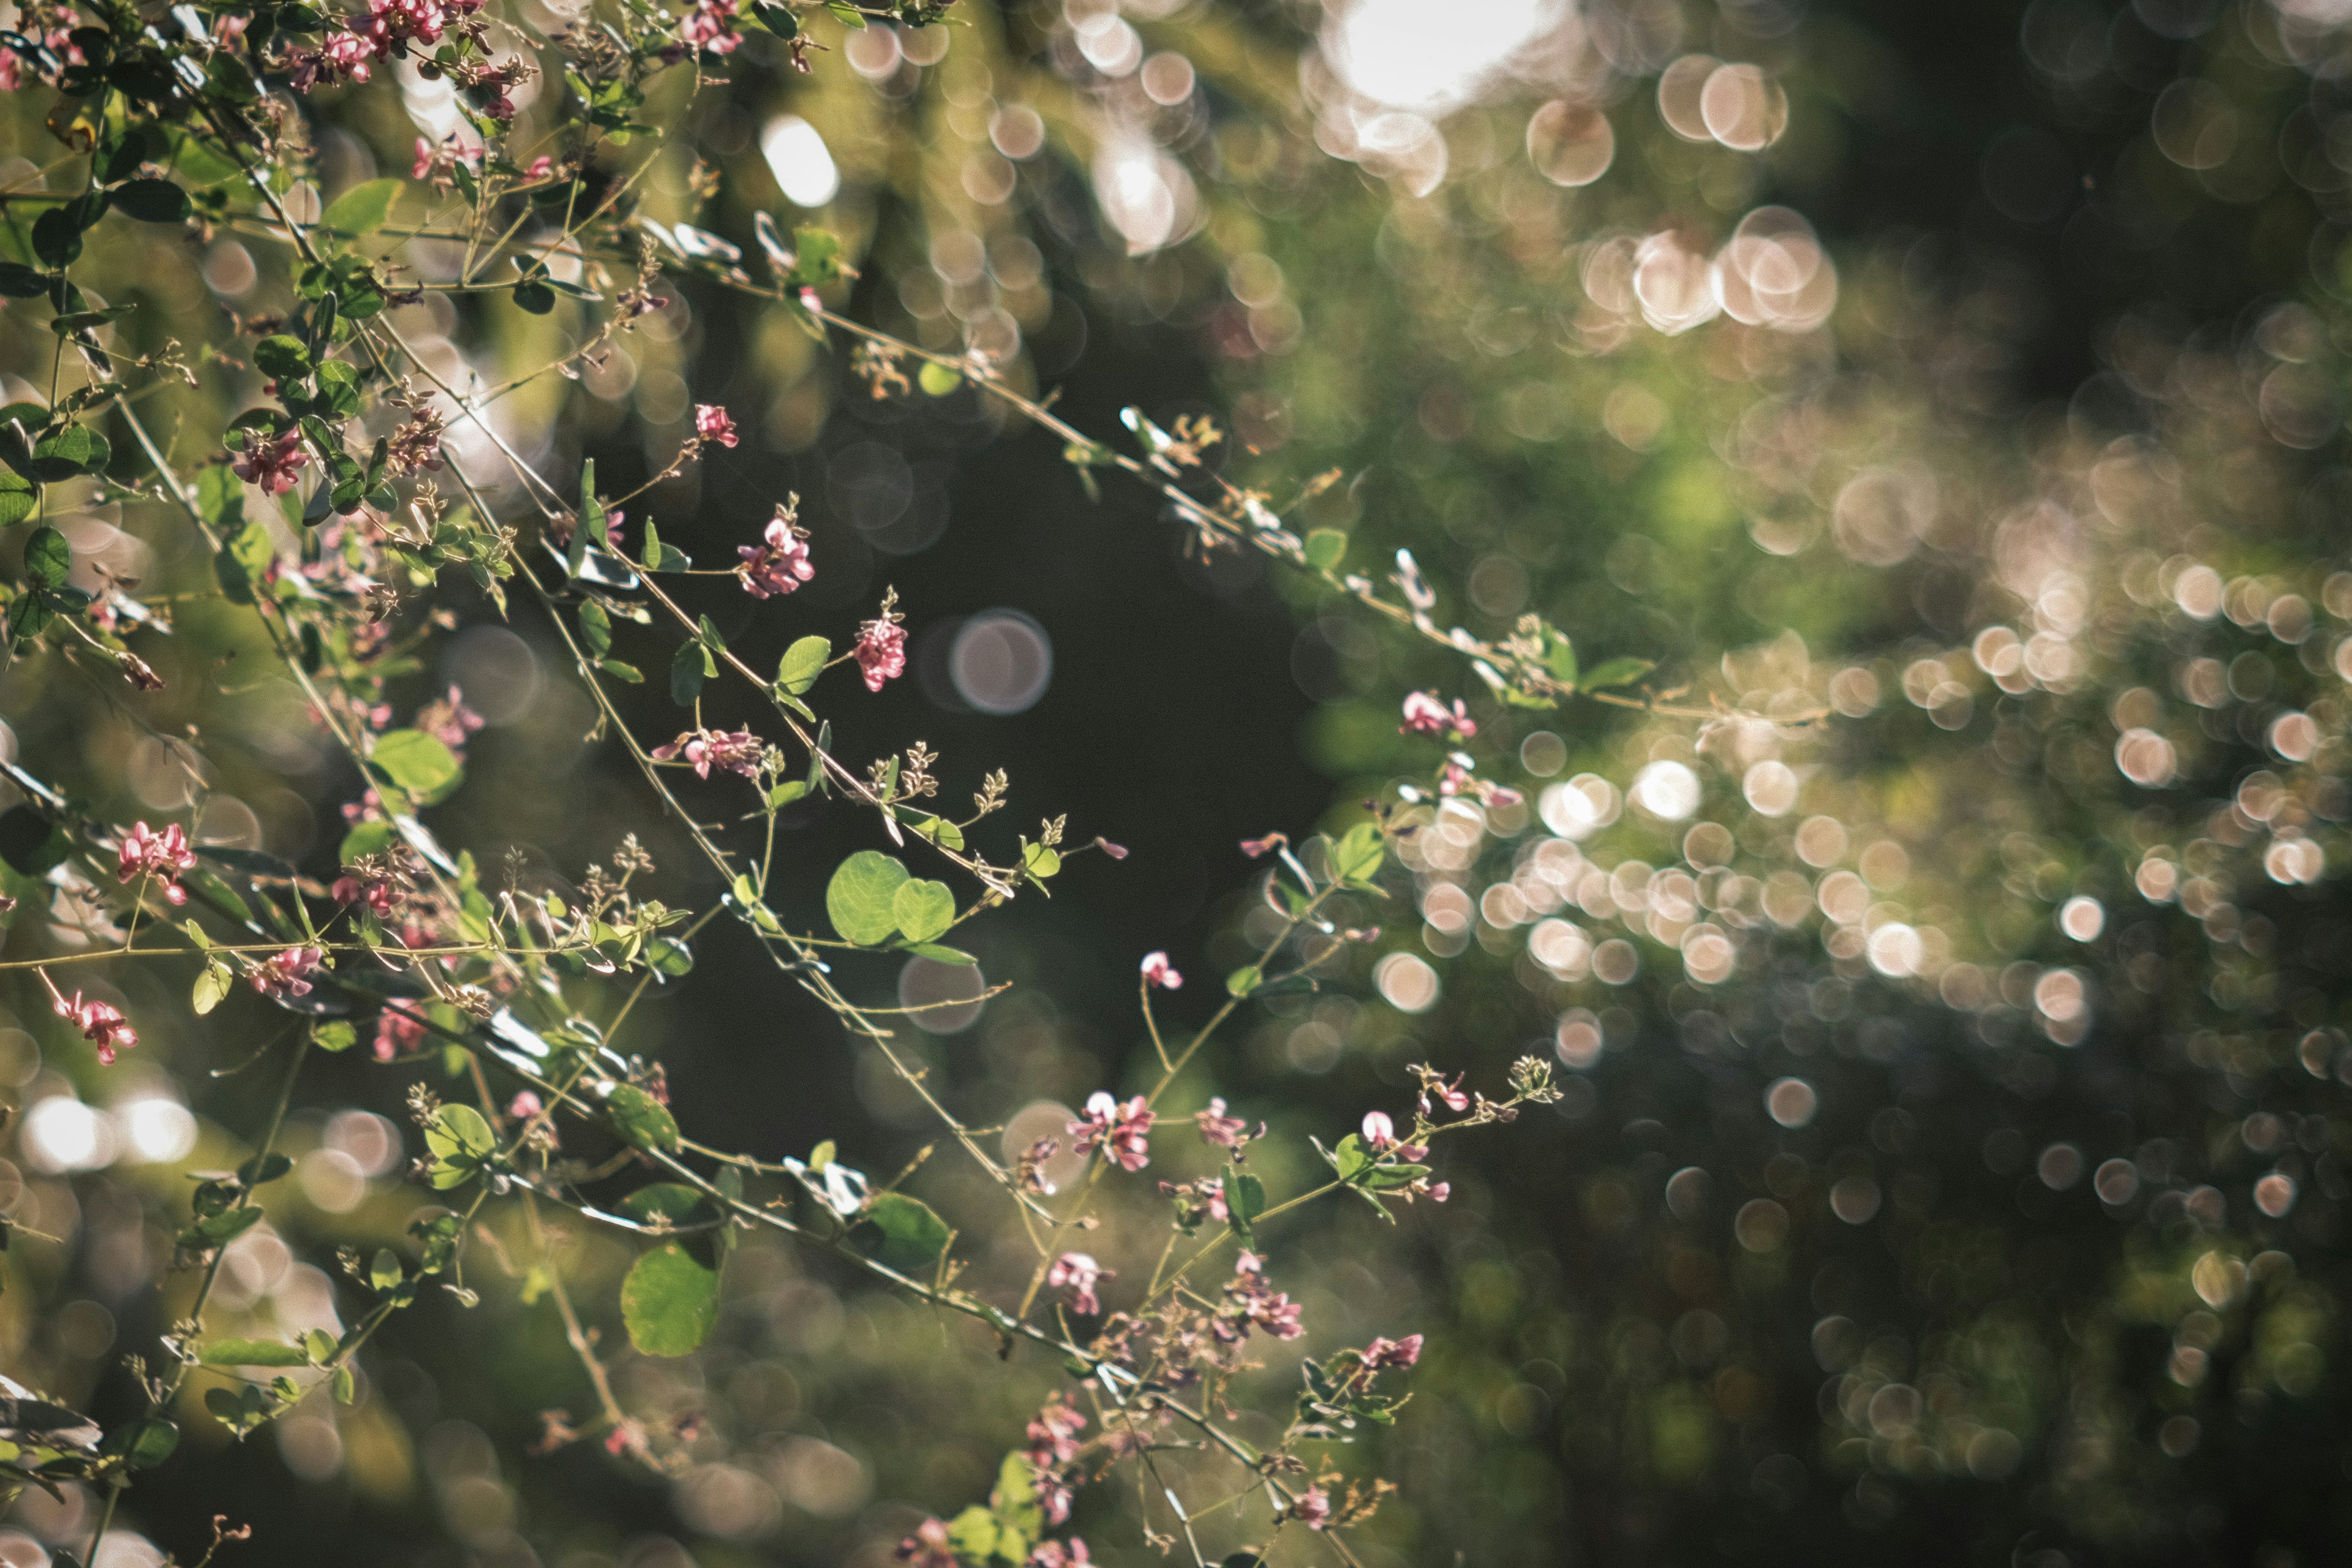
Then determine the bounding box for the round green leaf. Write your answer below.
[827,850,909,946]
[777,634,829,695]
[22,524,69,590]
[892,878,954,944]
[620,1242,718,1356]
[111,178,191,223]
[371,728,464,805]
[252,334,312,380]
[852,1191,952,1272]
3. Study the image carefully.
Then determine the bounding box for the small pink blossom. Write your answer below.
[1401,690,1474,739]
[116,821,195,907]
[1025,1399,1086,1466]
[1363,1333,1423,1370]
[737,511,813,598]
[1045,1251,1108,1316]
[417,684,484,752]
[522,155,554,181]
[894,1521,955,1568]
[693,404,739,448]
[508,1091,543,1120]
[375,1006,426,1061]
[1293,1487,1332,1529]
[1194,1097,1255,1149]
[55,992,137,1065]
[1140,951,1182,990]
[1027,1542,1090,1567]
[651,728,764,780]
[251,945,324,1000]
[232,429,309,496]
[854,615,907,693]
[1362,1110,1395,1148]
[1069,1091,1154,1172]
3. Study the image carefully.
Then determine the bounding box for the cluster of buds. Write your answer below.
[1045,1251,1109,1316]
[855,589,908,692]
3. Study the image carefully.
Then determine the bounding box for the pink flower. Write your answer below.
[332,871,399,916]
[677,0,741,53]
[1033,1469,1074,1526]
[375,1006,426,1061]
[232,429,309,496]
[1025,1398,1086,1466]
[1238,831,1286,858]
[894,1520,956,1568]
[417,685,484,752]
[1194,1097,1255,1149]
[1418,1070,1469,1115]
[1069,1091,1154,1172]
[693,404,739,448]
[895,1521,955,1568]
[1362,1110,1395,1148]
[1428,1181,1451,1203]
[251,945,324,1000]
[320,28,374,80]
[1140,951,1182,990]
[412,137,437,179]
[1046,1251,1108,1316]
[508,1091,543,1120]
[651,728,764,780]
[1293,1487,1332,1529]
[1401,690,1474,739]
[1028,1541,1090,1567]
[116,821,195,906]
[522,155,553,181]
[55,992,137,1065]
[854,616,907,692]
[1363,1333,1423,1370]
[737,512,813,598]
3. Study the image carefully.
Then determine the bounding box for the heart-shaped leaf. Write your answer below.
[827,850,909,946]
[620,1242,718,1356]
[892,878,954,944]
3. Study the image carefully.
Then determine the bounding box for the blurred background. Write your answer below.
[6,0,2352,1563]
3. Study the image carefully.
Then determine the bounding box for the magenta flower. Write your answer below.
[693,403,739,448]
[1363,1333,1423,1370]
[1069,1091,1154,1172]
[252,945,324,1000]
[508,1091,543,1120]
[55,992,137,1064]
[1140,950,1182,990]
[232,429,309,495]
[1401,690,1474,739]
[1025,1399,1086,1466]
[651,728,764,780]
[522,154,554,181]
[1293,1487,1333,1529]
[117,821,195,907]
[737,513,814,599]
[1045,1251,1108,1316]
[418,684,484,753]
[1027,1541,1090,1567]
[854,616,907,692]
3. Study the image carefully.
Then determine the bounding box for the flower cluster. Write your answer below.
[1400,690,1475,739]
[232,429,308,495]
[54,989,137,1064]
[737,506,814,600]
[250,945,324,1000]
[856,595,908,693]
[1069,1091,1154,1172]
[1139,950,1182,989]
[651,728,763,780]
[1046,1251,1108,1316]
[116,821,195,907]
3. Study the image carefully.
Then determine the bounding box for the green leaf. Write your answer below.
[907,813,965,851]
[1226,965,1262,998]
[371,729,464,806]
[319,177,402,236]
[110,178,190,223]
[578,598,612,659]
[314,1020,357,1052]
[513,278,556,314]
[192,962,232,1016]
[670,639,706,706]
[339,817,398,865]
[617,1182,718,1228]
[620,1242,719,1356]
[647,936,694,976]
[1329,820,1385,886]
[0,264,46,298]
[1022,842,1061,881]
[909,943,975,965]
[788,225,844,288]
[0,471,31,528]
[426,1104,495,1160]
[765,780,808,810]
[1304,529,1348,571]
[1544,629,1578,687]
[22,525,69,590]
[1230,1171,1266,1226]
[892,879,955,944]
[607,1082,680,1153]
[944,1507,998,1562]
[600,658,642,684]
[827,850,910,946]
[1581,655,1656,690]
[107,1417,178,1469]
[199,1338,311,1367]
[252,334,312,380]
[369,1248,403,1291]
[853,1191,951,1272]
[777,634,829,695]
[918,360,963,396]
